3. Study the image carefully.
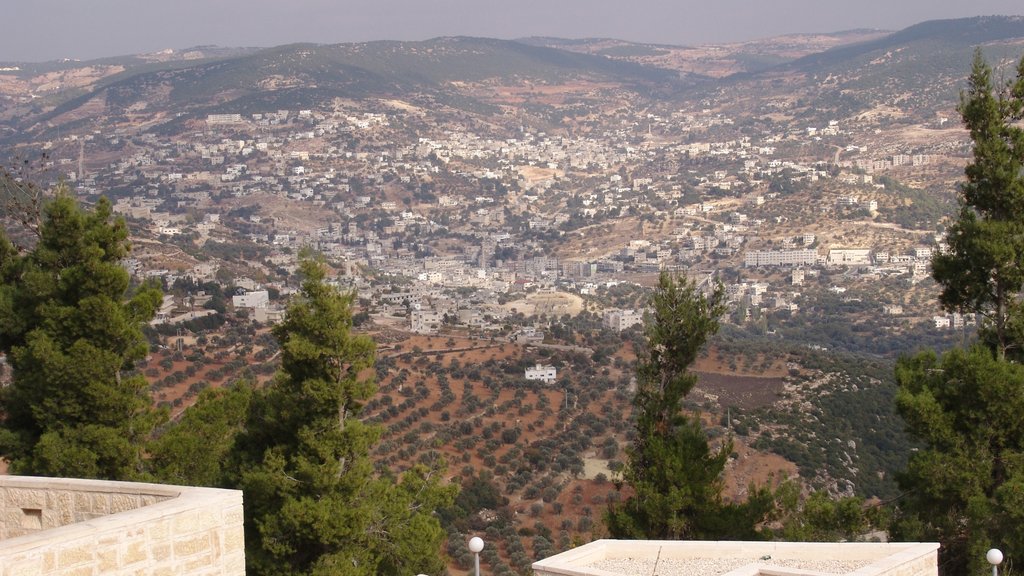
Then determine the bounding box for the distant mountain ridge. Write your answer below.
[4,15,1024,142]
[781,15,1024,72]
[17,36,687,139]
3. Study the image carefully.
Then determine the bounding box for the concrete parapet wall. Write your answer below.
[0,476,244,576]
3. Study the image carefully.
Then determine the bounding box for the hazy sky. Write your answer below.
[3,0,1022,62]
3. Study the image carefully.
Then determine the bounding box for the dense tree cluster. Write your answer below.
[895,49,1024,576]
[0,188,163,478]
[895,346,1024,574]
[0,188,456,576]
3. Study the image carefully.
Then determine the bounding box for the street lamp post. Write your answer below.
[987,548,1003,576]
[469,536,485,576]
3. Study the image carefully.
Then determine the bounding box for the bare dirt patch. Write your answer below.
[695,372,788,411]
[724,437,798,500]
[475,80,622,107]
[557,216,644,260]
[501,291,585,317]
[224,192,333,234]
[515,165,562,186]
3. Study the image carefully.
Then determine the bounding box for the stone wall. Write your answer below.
[0,476,245,576]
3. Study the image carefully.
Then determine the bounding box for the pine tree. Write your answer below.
[606,272,774,539]
[230,256,454,576]
[894,346,1024,575]
[147,381,253,487]
[0,188,163,479]
[894,49,1024,575]
[931,49,1024,360]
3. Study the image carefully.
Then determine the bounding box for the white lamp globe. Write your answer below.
[468,536,484,553]
[987,549,1003,566]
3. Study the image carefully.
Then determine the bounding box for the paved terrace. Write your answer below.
[533,540,939,576]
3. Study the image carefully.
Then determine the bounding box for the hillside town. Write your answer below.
[24,92,967,345]
[4,16,1024,576]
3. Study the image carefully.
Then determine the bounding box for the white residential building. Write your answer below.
[411,310,443,334]
[232,290,269,309]
[827,248,872,266]
[744,249,818,267]
[205,113,243,125]
[791,269,805,286]
[603,309,644,332]
[525,364,557,384]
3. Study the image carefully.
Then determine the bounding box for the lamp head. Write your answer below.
[469,536,484,553]
[987,549,1003,566]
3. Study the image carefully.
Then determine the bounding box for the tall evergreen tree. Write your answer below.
[931,49,1024,360]
[0,188,163,479]
[606,272,774,539]
[895,49,1024,576]
[230,256,454,576]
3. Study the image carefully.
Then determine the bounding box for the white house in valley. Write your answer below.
[525,364,557,384]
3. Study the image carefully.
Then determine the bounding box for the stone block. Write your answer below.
[97,534,121,547]
[183,552,215,571]
[9,488,46,508]
[75,491,110,516]
[1,504,20,522]
[42,508,66,530]
[96,547,119,572]
[58,543,95,568]
[223,503,244,527]
[110,493,140,513]
[149,517,171,540]
[43,550,57,572]
[173,510,200,534]
[123,540,149,565]
[4,558,43,576]
[209,528,222,558]
[151,542,172,562]
[123,523,148,540]
[224,553,247,574]
[224,526,245,553]
[45,489,73,512]
[194,508,219,532]
[175,534,212,557]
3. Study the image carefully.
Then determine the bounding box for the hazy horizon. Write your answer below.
[2,1,1022,63]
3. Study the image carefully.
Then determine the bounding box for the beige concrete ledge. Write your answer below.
[0,475,244,576]
[532,540,940,576]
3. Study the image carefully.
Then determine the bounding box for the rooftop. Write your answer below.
[532,540,939,576]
